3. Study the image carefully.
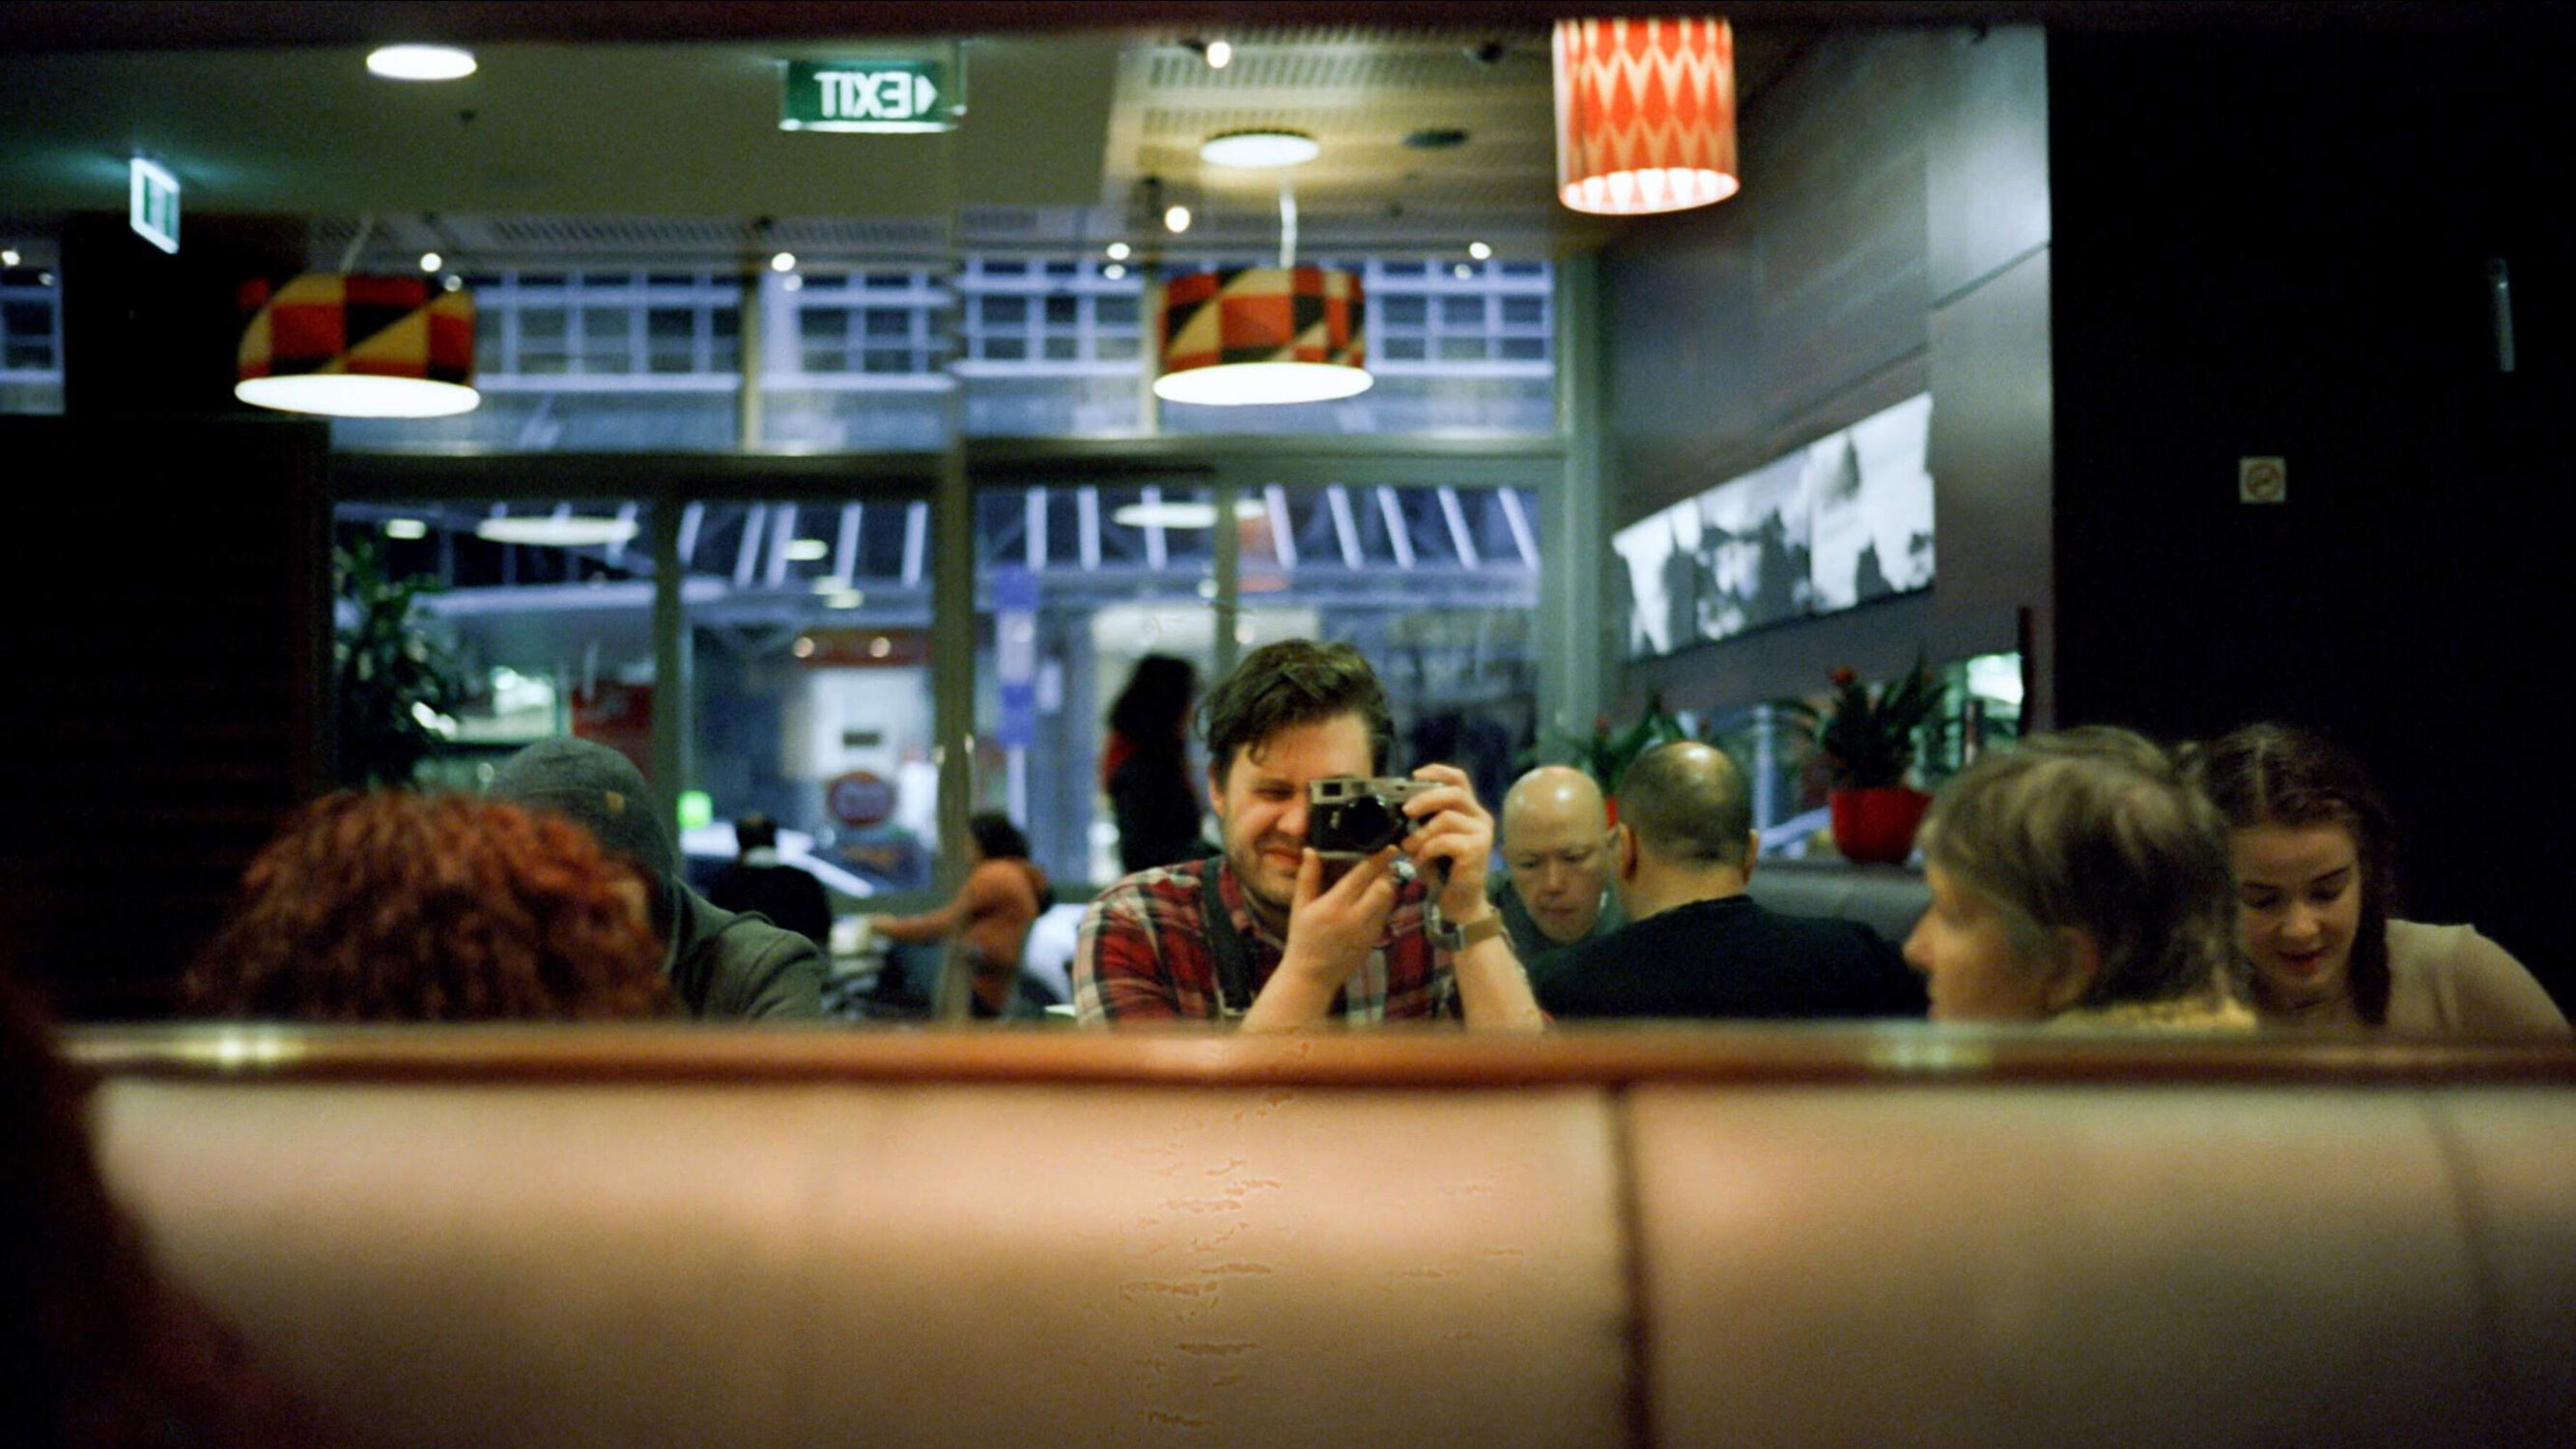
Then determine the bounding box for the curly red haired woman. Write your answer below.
[184,791,673,1021]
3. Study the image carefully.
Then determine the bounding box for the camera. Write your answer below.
[1307,776,1436,858]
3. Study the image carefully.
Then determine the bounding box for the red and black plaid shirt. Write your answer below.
[1073,856,1458,1025]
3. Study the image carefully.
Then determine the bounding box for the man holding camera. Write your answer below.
[1073,639,1544,1031]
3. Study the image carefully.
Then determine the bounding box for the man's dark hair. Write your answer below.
[1617,742,1753,868]
[735,812,778,853]
[1197,639,1394,781]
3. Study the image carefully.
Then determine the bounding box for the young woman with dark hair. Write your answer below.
[871,811,1055,1019]
[2192,724,2566,1036]
[1101,653,1213,874]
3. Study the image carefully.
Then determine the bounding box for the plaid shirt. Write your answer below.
[1073,856,1458,1025]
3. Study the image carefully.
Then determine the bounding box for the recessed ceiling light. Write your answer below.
[1199,129,1318,169]
[1,248,19,267]
[868,636,892,659]
[1468,241,1492,261]
[441,274,463,292]
[1453,263,1474,279]
[1106,242,1130,261]
[785,539,829,561]
[1204,39,1233,70]
[770,251,796,272]
[827,590,865,610]
[419,251,442,271]
[780,274,803,292]
[383,518,429,540]
[474,516,639,547]
[366,44,477,81]
[793,637,816,659]
[1112,497,1271,529]
[1103,263,1127,281]
[1163,205,1192,235]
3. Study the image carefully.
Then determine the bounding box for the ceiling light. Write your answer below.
[1106,242,1130,261]
[1163,205,1192,235]
[785,539,829,561]
[827,590,865,610]
[1102,263,1127,281]
[810,577,849,593]
[235,273,479,418]
[475,516,638,547]
[366,44,477,81]
[1453,263,1473,279]
[1554,17,1740,215]
[1155,265,1373,408]
[770,251,797,272]
[1111,497,1269,529]
[1468,241,1493,260]
[781,274,803,292]
[1205,39,1233,70]
[868,636,892,659]
[418,251,442,272]
[1199,129,1319,169]
[383,518,428,540]
[1,248,18,267]
[793,637,815,659]
[441,274,463,292]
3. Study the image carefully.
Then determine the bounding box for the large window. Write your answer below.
[1,264,63,415]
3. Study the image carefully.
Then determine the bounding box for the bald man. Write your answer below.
[1492,765,1626,970]
[1531,742,1924,1020]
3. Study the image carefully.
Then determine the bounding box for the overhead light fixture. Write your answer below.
[781,274,804,293]
[366,44,477,81]
[1113,497,1269,529]
[1106,242,1131,261]
[1553,17,1739,215]
[827,590,865,610]
[383,518,429,540]
[793,637,816,660]
[1103,263,1127,281]
[1468,241,1493,261]
[1154,267,1371,407]
[418,251,441,271]
[785,539,830,561]
[475,515,639,548]
[1453,263,1474,279]
[1163,205,1193,235]
[770,251,797,272]
[1,248,18,267]
[1199,129,1319,169]
[235,273,478,418]
[1204,39,1233,70]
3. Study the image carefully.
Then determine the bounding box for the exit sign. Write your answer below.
[129,157,180,254]
[781,56,962,132]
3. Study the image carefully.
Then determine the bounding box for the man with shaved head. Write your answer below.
[1532,742,1924,1020]
[1492,765,1625,971]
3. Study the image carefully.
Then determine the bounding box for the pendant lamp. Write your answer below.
[1152,134,1371,408]
[1553,16,1740,215]
[236,272,479,417]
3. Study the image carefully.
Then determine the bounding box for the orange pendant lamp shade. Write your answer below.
[1553,16,1740,216]
[1153,265,1372,407]
[236,273,479,417]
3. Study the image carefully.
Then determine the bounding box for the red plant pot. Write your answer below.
[1829,786,1933,866]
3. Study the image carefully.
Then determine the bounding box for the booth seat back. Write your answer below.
[78,1029,2576,1449]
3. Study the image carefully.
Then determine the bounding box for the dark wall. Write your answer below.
[0,416,330,1015]
[2051,32,2574,989]
[1604,27,2052,718]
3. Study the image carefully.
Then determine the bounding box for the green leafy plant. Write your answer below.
[1771,654,1943,790]
[1531,696,1687,797]
[333,536,463,787]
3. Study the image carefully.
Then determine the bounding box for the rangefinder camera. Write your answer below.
[1307,776,1436,858]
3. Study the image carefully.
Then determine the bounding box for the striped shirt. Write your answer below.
[1073,855,1458,1025]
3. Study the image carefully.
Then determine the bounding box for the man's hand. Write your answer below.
[1278,844,1401,987]
[1400,763,1496,923]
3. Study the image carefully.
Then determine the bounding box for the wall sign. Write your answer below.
[129,157,180,254]
[780,55,962,133]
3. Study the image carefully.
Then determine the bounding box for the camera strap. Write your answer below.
[1200,861,1257,1022]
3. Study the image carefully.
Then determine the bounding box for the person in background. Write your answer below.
[1075,639,1543,1031]
[492,737,823,1020]
[1533,743,1922,1019]
[2192,723,2567,1036]
[870,811,1055,1019]
[1102,653,1214,874]
[4,969,333,1448]
[1904,729,2250,1029]
[1492,765,1626,972]
[708,811,834,951]
[183,791,672,1022]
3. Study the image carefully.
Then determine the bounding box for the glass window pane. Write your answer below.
[1043,295,1078,327]
[1437,336,1488,361]
[1381,335,1428,361]
[979,296,1028,327]
[1439,296,1486,327]
[1381,295,1428,327]
[1095,295,1140,327]
[864,308,913,338]
[646,307,694,341]
[1095,335,1141,362]
[581,308,633,342]
[1043,336,1079,361]
[1498,335,1547,361]
[519,308,567,341]
[1501,296,1546,327]
[803,307,851,341]
[981,336,1028,361]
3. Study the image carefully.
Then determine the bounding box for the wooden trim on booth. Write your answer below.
[61,1023,2576,1090]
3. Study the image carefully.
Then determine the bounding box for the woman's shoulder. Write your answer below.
[2387,919,2569,1037]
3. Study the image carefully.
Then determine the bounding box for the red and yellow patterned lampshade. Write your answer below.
[235,273,479,417]
[1553,16,1740,215]
[1153,265,1372,407]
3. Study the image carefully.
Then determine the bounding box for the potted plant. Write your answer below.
[333,536,464,788]
[1773,657,1943,865]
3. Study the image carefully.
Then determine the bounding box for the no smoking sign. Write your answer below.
[2238,456,2287,504]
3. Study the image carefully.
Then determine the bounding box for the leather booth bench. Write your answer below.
[70,1026,2576,1449]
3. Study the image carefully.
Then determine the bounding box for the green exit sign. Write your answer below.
[781,56,962,133]
[129,157,180,254]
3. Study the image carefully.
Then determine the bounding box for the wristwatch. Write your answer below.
[1426,906,1505,952]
